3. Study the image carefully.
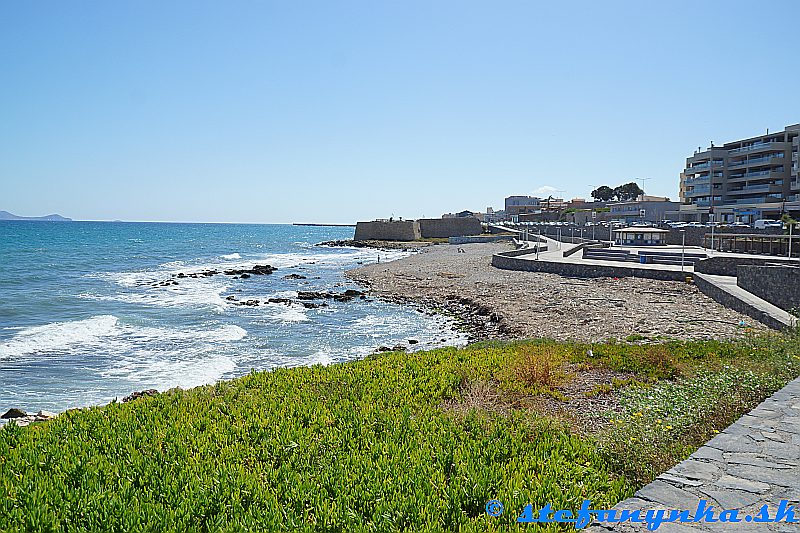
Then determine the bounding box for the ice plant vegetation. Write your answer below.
[1,331,798,531]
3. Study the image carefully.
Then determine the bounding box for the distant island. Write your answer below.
[0,211,72,222]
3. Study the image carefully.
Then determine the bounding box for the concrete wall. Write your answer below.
[694,274,788,331]
[354,220,421,241]
[418,217,482,239]
[491,252,688,281]
[695,256,800,277]
[663,226,783,247]
[737,265,800,313]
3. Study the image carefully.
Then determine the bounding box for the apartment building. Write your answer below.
[676,124,800,223]
[610,196,679,224]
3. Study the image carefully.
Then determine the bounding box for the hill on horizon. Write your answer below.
[0,210,72,221]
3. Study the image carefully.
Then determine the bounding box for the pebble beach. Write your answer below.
[347,242,768,342]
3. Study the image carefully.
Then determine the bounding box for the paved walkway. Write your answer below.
[589,377,800,531]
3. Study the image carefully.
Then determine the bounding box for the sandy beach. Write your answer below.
[347,242,768,342]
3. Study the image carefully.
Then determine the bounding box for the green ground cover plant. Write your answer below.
[1,331,798,532]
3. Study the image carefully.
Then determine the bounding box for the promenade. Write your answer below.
[589,376,800,532]
[494,237,797,330]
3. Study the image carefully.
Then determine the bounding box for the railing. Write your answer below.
[724,197,784,205]
[727,154,784,168]
[727,184,779,195]
[686,187,711,196]
[729,142,780,154]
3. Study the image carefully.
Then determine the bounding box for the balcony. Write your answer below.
[728,142,783,154]
[726,184,783,196]
[727,153,785,169]
[684,167,709,175]
[728,169,783,183]
[724,197,784,206]
[684,176,709,185]
[686,187,711,197]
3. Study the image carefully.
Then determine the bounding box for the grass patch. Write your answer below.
[1,332,799,531]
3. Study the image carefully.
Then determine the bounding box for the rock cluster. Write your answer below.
[297,289,365,302]
[122,389,159,403]
[150,264,277,286]
[317,239,431,251]
[1,409,57,427]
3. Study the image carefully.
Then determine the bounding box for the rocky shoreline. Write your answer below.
[346,242,769,343]
[317,239,434,251]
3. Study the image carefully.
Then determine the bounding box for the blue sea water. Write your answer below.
[0,221,465,413]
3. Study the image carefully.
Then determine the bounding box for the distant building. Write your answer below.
[483,207,506,223]
[674,123,800,223]
[609,197,679,223]
[504,196,542,219]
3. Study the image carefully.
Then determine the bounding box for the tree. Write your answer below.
[591,185,615,202]
[613,182,644,201]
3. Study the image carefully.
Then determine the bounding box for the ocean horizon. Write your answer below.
[0,221,466,413]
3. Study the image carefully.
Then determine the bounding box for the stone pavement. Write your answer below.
[588,376,800,531]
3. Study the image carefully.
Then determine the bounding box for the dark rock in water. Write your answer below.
[239,273,251,279]
[377,346,391,352]
[300,302,328,309]
[267,298,293,305]
[297,289,364,302]
[392,344,406,352]
[235,299,260,307]
[297,291,333,300]
[282,273,307,280]
[223,264,276,277]
[177,273,186,278]
[122,389,159,403]
[1,408,27,419]
[226,296,237,301]
[408,339,419,344]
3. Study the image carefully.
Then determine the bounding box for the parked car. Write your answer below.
[754,219,782,229]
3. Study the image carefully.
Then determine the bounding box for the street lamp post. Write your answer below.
[680,230,686,272]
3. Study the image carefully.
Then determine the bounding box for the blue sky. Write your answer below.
[2,1,799,223]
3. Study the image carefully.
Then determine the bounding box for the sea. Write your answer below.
[0,221,466,413]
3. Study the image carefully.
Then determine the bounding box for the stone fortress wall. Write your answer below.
[354,218,482,241]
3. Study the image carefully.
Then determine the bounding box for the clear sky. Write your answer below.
[2,1,799,223]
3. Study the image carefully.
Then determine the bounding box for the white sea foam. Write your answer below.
[0,316,246,363]
[81,277,230,312]
[265,303,309,323]
[102,353,237,391]
[220,253,241,260]
[0,315,119,359]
